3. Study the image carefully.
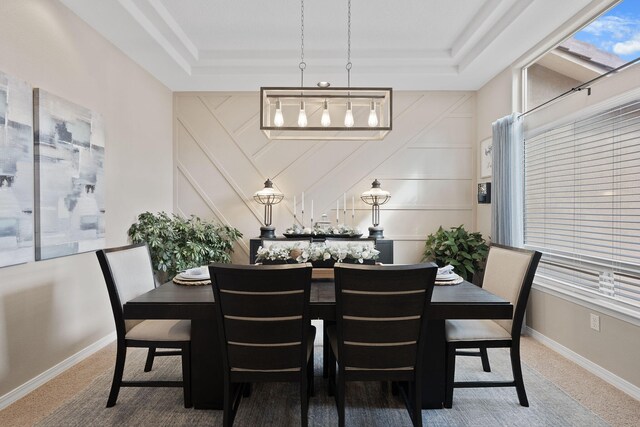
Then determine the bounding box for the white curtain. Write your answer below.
[491,113,524,246]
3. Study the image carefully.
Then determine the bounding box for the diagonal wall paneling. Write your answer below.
[174,91,476,264]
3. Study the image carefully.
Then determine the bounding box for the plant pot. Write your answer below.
[338,258,376,265]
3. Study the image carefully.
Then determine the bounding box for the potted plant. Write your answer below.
[422,225,489,281]
[128,211,242,282]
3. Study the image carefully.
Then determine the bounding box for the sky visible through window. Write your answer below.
[574,0,640,62]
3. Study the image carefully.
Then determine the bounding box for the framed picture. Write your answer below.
[0,71,34,267]
[480,137,492,178]
[34,89,105,260]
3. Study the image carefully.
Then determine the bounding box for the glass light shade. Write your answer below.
[253,179,284,205]
[344,101,354,127]
[321,100,331,127]
[360,179,391,206]
[368,101,379,127]
[297,101,308,127]
[274,99,284,127]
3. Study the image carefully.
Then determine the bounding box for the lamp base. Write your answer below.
[259,226,276,239]
[368,226,384,239]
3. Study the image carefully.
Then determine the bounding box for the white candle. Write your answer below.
[337,200,340,222]
[352,195,355,216]
[311,200,314,222]
[293,195,296,216]
[343,193,347,217]
[301,192,305,213]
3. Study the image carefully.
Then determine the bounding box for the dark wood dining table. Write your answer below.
[124,279,512,410]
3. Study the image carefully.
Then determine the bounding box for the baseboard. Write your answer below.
[0,332,116,411]
[525,326,640,401]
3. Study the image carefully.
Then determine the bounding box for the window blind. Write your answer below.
[524,99,640,309]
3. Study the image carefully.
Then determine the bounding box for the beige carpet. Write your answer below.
[0,336,637,426]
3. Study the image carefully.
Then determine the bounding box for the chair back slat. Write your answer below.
[342,318,422,344]
[96,243,156,334]
[209,263,312,375]
[334,263,437,373]
[342,343,418,371]
[482,245,541,334]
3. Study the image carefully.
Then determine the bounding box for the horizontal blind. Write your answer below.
[524,99,640,308]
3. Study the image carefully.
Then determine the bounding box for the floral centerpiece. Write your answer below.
[255,241,379,265]
[284,223,362,237]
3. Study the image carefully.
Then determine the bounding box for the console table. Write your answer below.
[249,237,394,264]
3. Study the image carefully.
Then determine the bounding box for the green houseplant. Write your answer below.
[128,212,242,282]
[422,225,489,281]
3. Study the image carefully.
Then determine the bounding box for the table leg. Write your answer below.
[421,319,446,409]
[191,316,224,409]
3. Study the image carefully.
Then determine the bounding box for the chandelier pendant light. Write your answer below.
[260,0,392,141]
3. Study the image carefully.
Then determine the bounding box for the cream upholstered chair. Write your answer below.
[444,244,541,408]
[96,243,192,408]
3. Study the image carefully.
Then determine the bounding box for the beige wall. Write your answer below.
[474,68,513,239]
[526,64,580,110]
[174,91,476,264]
[0,0,173,399]
[476,58,640,390]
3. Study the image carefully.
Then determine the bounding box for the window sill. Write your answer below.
[532,280,640,327]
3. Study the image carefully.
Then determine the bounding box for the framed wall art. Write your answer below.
[34,89,105,260]
[0,71,34,267]
[480,137,492,178]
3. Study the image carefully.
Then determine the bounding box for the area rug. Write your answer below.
[37,344,608,427]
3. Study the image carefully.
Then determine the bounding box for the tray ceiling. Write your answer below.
[60,0,604,91]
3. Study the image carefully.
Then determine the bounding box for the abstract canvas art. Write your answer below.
[480,137,493,178]
[34,89,105,260]
[0,71,34,267]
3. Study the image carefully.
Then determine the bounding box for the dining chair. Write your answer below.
[96,243,192,408]
[209,263,315,427]
[327,263,438,427]
[444,244,541,408]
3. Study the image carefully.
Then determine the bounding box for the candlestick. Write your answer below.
[343,193,347,219]
[293,195,297,217]
[337,200,340,223]
[352,195,355,226]
[311,200,314,225]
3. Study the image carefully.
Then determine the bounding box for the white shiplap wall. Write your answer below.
[174,91,476,264]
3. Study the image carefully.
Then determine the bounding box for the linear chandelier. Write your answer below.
[260,0,392,141]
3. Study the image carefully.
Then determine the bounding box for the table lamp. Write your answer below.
[253,179,284,238]
[360,179,391,238]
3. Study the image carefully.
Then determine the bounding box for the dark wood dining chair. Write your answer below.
[209,263,315,427]
[327,263,438,427]
[444,244,541,408]
[96,243,192,408]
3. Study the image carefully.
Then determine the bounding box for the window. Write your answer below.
[524,99,640,309]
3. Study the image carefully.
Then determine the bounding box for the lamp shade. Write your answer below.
[360,179,390,206]
[253,179,284,205]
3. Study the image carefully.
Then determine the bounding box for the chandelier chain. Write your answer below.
[299,0,306,87]
[346,0,352,87]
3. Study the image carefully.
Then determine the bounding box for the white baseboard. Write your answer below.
[0,332,116,411]
[525,326,640,401]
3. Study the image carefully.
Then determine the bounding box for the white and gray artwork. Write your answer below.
[34,89,105,260]
[0,71,34,268]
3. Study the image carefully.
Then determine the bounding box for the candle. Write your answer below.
[311,200,314,222]
[301,192,304,213]
[293,195,296,217]
[352,195,355,216]
[337,200,340,223]
[343,193,347,217]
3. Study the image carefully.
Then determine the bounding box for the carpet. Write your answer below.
[37,345,609,426]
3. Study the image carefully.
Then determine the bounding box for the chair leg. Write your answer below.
[107,343,127,407]
[181,343,192,408]
[223,382,232,427]
[444,343,456,409]
[307,346,315,398]
[510,344,529,407]
[337,370,346,427]
[479,347,491,372]
[323,323,331,379]
[144,347,156,372]
[301,374,309,427]
[413,379,423,427]
[327,347,336,397]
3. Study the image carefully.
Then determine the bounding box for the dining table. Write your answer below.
[123,275,512,410]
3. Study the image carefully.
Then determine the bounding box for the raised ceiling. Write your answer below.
[60,0,602,91]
